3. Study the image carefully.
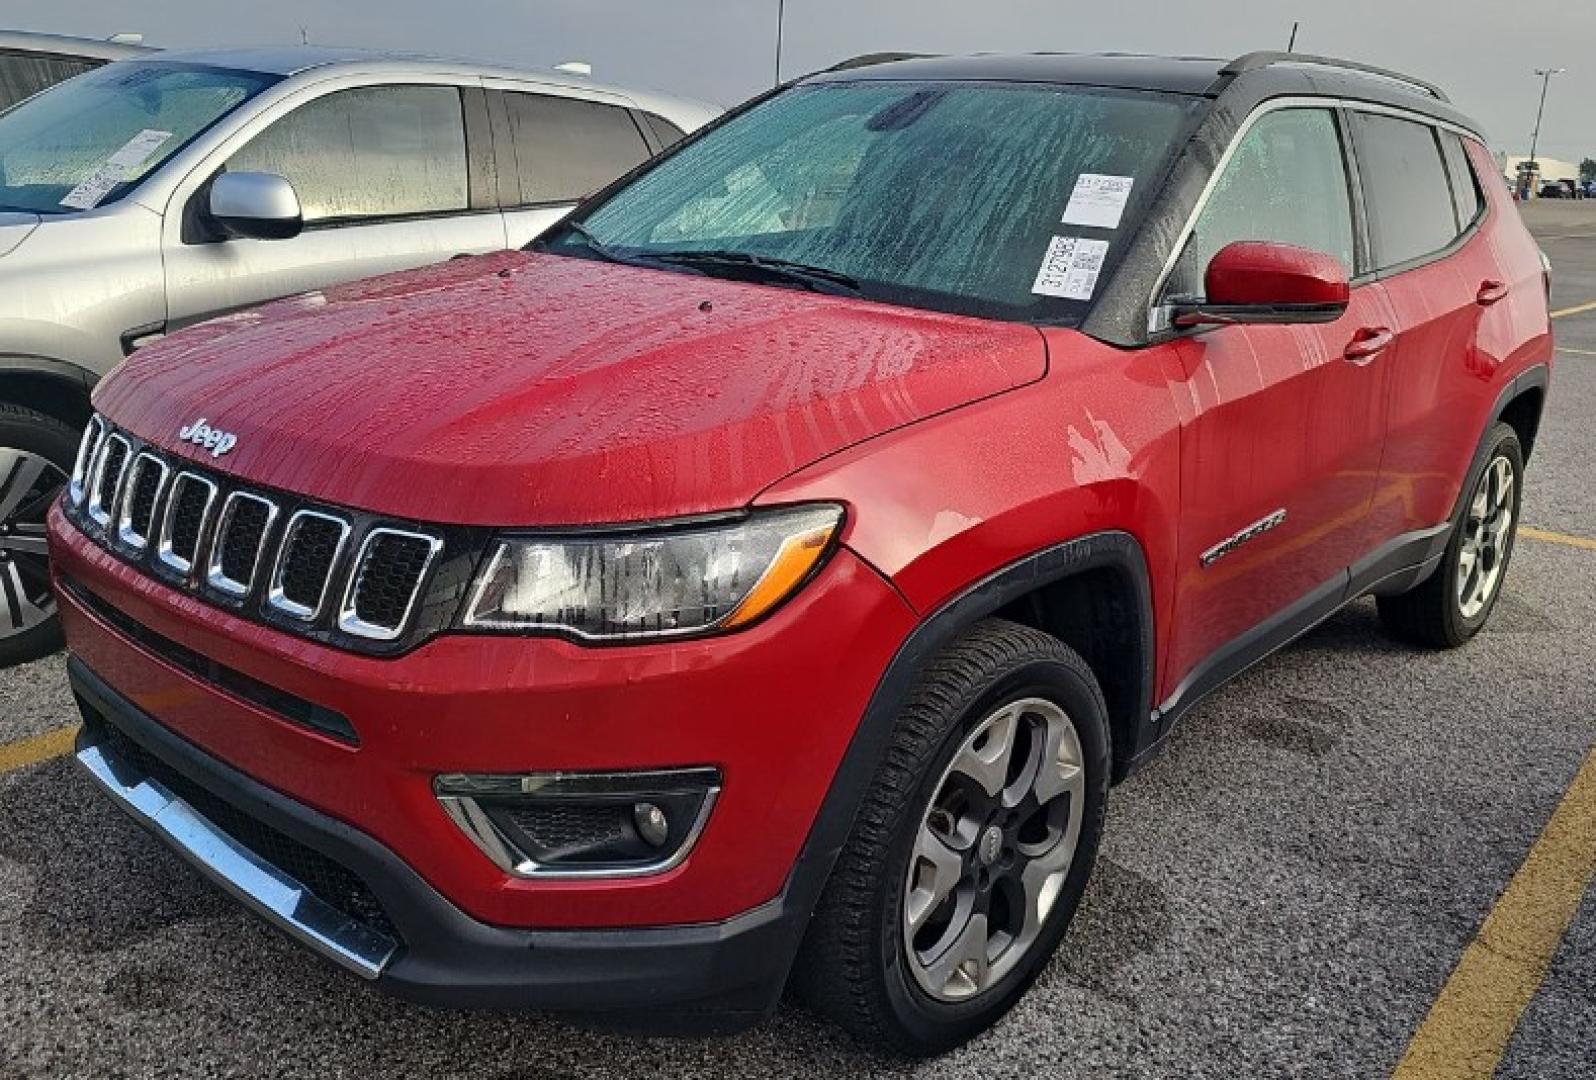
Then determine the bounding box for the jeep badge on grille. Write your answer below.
[179,418,238,458]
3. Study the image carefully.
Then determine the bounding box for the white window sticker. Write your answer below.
[1061,173,1135,230]
[1031,236,1110,300]
[58,130,173,210]
[106,128,173,168]
[59,166,126,210]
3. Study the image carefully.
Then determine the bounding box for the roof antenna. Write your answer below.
[1287,21,1300,52]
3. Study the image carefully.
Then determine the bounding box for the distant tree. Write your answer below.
[1582,158,1596,183]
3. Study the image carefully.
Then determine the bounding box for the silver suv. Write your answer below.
[0,46,716,663]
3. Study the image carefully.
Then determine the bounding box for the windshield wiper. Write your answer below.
[648,249,863,297]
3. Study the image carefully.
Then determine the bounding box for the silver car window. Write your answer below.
[227,85,468,223]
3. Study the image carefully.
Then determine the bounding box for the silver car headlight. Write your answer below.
[459,504,844,640]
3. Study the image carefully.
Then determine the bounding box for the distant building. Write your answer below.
[1497,153,1581,196]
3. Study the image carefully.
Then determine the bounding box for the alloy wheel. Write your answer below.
[902,697,1086,1002]
[0,448,65,640]
[1458,455,1514,620]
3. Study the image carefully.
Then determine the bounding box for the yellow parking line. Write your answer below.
[0,723,79,774]
[1550,299,1596,319]
[1521,526,1596,552]
[1391,748,1596,1080]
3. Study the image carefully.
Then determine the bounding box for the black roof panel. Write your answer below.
[807,53,1229,95]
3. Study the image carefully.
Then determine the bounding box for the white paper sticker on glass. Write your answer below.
[59,166,126,210]
[1061,174,1135,230]
[106,129,173,169]
[1031,237,1110,300]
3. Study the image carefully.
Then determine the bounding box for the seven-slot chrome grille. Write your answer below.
[64,416,454,652]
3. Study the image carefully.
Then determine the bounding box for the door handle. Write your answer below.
[1477,280,1510,305]
[1344,327,1393,365]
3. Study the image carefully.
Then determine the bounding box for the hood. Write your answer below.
[95,251,1046,526]
[0,212,40,259]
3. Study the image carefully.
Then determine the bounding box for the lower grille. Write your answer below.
[94,717,399,945]
[63,577,359,745]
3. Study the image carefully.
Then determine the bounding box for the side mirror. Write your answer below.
[208,171,303,241]
[1174,241,1350,327]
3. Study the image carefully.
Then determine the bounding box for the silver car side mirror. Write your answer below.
[208,172,303,241]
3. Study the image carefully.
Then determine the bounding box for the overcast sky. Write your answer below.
[10,0,1594,161]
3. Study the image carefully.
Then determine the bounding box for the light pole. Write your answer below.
[1528,67,1565,169]
[774,0,786,87]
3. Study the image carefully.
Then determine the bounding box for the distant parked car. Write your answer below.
[0,46,717,663]
[1540,180,1575,199]
[0,29,151,110]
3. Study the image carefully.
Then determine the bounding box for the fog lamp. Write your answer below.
[434,768,720,878]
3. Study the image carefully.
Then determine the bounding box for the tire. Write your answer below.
[0,402,78,667]
[1377,422,1524,649]
[793,618,1111,1057]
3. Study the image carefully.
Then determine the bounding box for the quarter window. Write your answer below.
[227,85,469,224]
[1439,131,1483,230]
[500,92,651,205]
[1351,112,1458,270]
[1167,108,1355,300]
[641,112,688,150]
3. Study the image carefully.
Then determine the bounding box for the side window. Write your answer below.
[0,51,99,111]
[642,112,688,150]
[227,85,468,224]
[1167,108,1355,299]
[1351,112,1459,270]
[501,91,651,205]
[1439,131,1484,230]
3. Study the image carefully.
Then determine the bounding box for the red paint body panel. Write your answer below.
[1366,143,1555,546]
[1204,241,1351,307]
[1160,283,1394,692]
[93,252,1045,526]
[761,329,1184,688]
[52,506,916,928]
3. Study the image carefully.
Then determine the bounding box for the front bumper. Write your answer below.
[50,495,921,1014]
[69,659,803,1019]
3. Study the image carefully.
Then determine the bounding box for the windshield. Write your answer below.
[0,61,278,214]
[544,80,1199,323]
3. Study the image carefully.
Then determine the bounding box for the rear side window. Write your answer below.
[641,112,687,150]
[501,91,651,205]
[1351,112,1458,270]
[0,50,99,111]
[1439,131,1484,230]
[1167,107,1355,299]
[228,85,469,224]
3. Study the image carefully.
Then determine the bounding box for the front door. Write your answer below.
[162,83,506,332]
[1158,106,1392,698]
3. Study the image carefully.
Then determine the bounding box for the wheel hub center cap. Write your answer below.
[977,824,1003,866]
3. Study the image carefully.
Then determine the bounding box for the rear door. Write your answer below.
[1349,111,1499,547]
[485,83,654,247]
[1159,106,1393,694]
[162,81,505,331]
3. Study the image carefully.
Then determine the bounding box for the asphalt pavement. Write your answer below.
[1,201,1593,1079]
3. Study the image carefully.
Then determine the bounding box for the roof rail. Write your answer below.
[824,52,938,73]
[1219,51,1449,103]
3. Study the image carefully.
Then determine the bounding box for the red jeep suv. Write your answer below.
[49,51,1552,1055]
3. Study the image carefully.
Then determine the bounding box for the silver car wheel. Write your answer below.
[902,696,1086,1003]
[0,448,65,639]
[1458,455,1514,620]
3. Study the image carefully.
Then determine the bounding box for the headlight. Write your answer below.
[460,504,843,640]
